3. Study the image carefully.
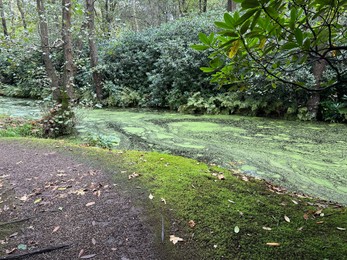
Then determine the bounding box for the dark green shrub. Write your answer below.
[102,12,221,109]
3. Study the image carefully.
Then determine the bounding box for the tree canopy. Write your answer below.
[194,0,347,119]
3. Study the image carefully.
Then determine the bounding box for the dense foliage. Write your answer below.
[0,4,346,122]
[194,0,347,122]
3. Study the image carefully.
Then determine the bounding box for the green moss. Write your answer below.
[121,151,347,259]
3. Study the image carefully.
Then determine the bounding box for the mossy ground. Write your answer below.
[1,138,346,259]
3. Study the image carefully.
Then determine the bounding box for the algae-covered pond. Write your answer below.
[1,96,347,205]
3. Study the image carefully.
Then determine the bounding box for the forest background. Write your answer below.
[0,0,346,134]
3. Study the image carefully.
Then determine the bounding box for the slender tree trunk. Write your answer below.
[132,0,139,31]
[227,0,236,11]
[61,0,74,100]
[86,0,102,100]
[202,0,207,12]
[37,0,60,100]
[16,0,26,29]
[0,0,8,36]
[306,59,327,120]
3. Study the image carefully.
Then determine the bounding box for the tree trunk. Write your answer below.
[306,59,327,120]
[16,0,27,29]
[0,0,8,36]
[61,0,74,100]
[36,0,60,100]
[202,0,207,12]
[86,0,102,100]
[227,0,237,11]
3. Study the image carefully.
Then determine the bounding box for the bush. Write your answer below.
[102,12,221,109]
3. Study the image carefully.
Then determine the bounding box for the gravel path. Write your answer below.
[0,140,161,259]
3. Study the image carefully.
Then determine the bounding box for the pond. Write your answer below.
[1,96,347,205]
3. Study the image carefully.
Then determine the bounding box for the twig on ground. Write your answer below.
[0,244,70,260]
[0,218,30,227]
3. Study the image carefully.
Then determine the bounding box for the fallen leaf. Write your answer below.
[241,176,249,182]
[78,249,84,258]
[188,220,196,228]
[80,254,97,259]
[93,190,101,197]
[169,235,184,245]
[234,226,240,234]
[266,242,280,247]
[86,202,95,207]
[262,227,272,231]
[6,248,16,254]
[316,221,324,224]
[9,232,18,238]
[128,172,139,179]
[19,195,29,202]
[34,198,42,204]
[284,215,290,223]
[218,174,225,180]
[52,226,60,233]
[149,193,154,200]
[75,189,86,196]
[303,213,309,220]
[92,238,96,245]
[337,227,346,231]
[292,200,298,205]
[314,209,322,215]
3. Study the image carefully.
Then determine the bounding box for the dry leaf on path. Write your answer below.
[5,248,16,254]
[52,226,60,233]
[19,195,29,202]
[128,172,139,179]
[169,235,184,245]
[78,249,85,258]
[266,242,280,247]
[86,202,95,207]
[34,198,42,204]
[284,215,290,223]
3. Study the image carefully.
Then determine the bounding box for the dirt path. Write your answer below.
[0,140,161,259]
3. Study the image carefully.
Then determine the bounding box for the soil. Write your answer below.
[0,140,163,260]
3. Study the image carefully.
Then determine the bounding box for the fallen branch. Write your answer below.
[0,218,30,227]
[0,244,70,260]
